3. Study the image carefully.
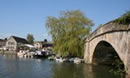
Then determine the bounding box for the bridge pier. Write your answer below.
[126,31,130,76]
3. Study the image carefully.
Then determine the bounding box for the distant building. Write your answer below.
[0,39,6,47]
[34,41,53,50]
[0,39,7,50]
[42,42,53,50]
[34,41,44,49]
[6,36,28,51]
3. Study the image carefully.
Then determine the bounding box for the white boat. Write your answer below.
[17,50,26,58]
[17,50,35,58]
[34,51,46,57]
[48,56,55,60]
[55,57,66,63]
[74,58,82,64]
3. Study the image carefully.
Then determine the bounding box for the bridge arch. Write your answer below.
[92,40,124,66]
[84,32,127,65]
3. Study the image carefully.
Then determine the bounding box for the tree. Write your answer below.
[26,34,34,44]
[44,39,47,43]
[46,10,94,57]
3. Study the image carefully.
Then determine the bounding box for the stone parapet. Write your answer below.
[87,23,130,42]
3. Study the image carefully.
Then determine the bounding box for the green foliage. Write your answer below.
[46,10,94,57]
[26,34,34,44]
[109,58,126,77]
[44,39,47,42]
[113,11,130,25]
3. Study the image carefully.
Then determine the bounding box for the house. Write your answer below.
[34,41,53,50]
[0,39,6,47]
[34,41,44,49]
[6,36,28,51]
[42,42,53,50]
[0,39,7,50]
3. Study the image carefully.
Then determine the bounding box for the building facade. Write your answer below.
[0,39,6,48]
[6,36,28,51]
[34,41,44,49]
[34,41,53,50]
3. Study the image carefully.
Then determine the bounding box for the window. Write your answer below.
[8,42,15,45]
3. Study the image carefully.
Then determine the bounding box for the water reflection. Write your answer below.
[51,63,84,78]
[83,64,94,78]
[0,54,122,78]
[83,64,120,78]
[51,63,120,78]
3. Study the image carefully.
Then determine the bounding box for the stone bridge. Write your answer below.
[84,22,130,74]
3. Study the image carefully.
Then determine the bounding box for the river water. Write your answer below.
[0,54,120,78]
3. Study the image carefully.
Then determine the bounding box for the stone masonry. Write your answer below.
[84,23,130,75]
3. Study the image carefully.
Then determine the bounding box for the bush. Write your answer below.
[113,11,130,25]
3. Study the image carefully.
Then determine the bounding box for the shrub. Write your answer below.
[113,11,130,25]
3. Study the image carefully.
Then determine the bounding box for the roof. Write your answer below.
[0,39,6,42]
[0,39,4,41]
[11,36,28,44]
[34,41,44,43]
[34,41,53,44]
[24,44,35,48]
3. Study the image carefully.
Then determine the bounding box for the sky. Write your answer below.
[0,0,130,41]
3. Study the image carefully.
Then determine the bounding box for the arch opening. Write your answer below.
[92,41,124,69]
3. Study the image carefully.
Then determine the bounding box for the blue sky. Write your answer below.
[0,0,130,41]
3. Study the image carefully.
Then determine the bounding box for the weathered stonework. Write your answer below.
[84,23,130,74]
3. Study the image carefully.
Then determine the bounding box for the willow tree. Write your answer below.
[46,10,94,57]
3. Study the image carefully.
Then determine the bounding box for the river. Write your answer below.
[0,54,120,78]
